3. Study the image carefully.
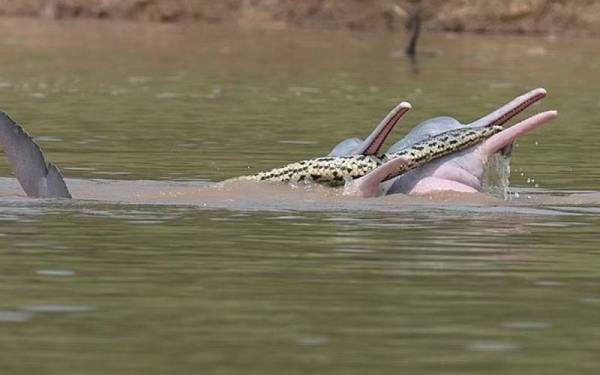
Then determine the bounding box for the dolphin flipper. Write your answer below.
[0,111,71,198]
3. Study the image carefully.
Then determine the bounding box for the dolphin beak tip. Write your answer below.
[533,110,558,125]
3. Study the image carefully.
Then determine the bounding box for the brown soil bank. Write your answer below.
[1,0,600,35]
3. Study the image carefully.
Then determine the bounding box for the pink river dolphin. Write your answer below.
[337,88,557,197]
[0,88,558,205]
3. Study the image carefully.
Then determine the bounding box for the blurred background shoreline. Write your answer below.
[1,0,599,36]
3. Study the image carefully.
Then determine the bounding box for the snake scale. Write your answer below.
[234,125,503,187]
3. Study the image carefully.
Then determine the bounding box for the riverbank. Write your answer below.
[1,1,600,36]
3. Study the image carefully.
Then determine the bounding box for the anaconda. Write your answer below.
[235,125,503,187]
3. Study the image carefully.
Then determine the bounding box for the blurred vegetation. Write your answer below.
[0,0,599,35]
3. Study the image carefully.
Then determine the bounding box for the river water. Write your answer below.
[0,19,599,374]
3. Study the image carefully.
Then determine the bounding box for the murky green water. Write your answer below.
[1,19,600,374]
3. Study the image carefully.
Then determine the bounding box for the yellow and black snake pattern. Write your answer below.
[235,125,503,187]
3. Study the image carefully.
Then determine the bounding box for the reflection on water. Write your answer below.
[0,18,600,375]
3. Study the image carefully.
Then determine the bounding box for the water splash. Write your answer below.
[481,152,512,200]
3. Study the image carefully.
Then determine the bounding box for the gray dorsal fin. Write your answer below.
[0,111,71,198]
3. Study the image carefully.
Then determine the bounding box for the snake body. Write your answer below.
[235,125,503,187]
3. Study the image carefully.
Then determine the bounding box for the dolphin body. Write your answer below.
[0,89,556,200]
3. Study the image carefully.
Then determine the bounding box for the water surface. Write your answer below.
[0,19,600,374]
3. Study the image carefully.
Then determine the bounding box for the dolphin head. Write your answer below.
[343,88,554,198]
[388,88,547,153]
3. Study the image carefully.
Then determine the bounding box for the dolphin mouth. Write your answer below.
[356,101,412,156]
[469,88,547,128]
